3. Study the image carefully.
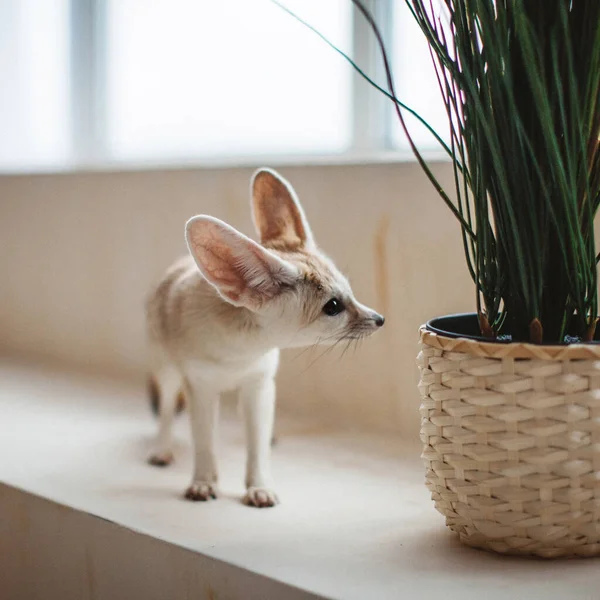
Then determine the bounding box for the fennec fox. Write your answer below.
[145,168,384,507]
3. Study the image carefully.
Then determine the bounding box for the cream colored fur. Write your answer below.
[145,168,384,507]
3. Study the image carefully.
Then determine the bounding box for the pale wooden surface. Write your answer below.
[2,486,319,600]
[1,358,600,600]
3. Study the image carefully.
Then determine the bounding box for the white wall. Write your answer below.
[0,162,473,439]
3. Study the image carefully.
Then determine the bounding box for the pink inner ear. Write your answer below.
[189,234,248,302]
[186,216,291,308]
[252,170,312,250]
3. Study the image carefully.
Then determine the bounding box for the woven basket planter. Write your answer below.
[417,316,600,558]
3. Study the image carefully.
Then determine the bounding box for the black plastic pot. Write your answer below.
[426,312,600,345]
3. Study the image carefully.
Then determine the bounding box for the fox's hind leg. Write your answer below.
[148,364,184,467]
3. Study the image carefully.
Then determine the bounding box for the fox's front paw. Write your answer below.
[148,451,173,467]
[243,487,279,508]
[184,482,217,501]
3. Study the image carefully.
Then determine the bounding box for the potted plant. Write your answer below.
[277,0,600,557]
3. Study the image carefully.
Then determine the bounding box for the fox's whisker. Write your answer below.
[302,334,349,373]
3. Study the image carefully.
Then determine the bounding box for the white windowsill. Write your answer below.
[2,356,595,600]
[0,149,451,177]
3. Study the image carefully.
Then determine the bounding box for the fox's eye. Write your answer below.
[323,298,345,316]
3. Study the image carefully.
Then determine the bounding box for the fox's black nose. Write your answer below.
[374,314,385,327]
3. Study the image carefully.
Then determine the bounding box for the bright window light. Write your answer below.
[105,0,352,161]
[0,0,70,170]
[390,1,449,151]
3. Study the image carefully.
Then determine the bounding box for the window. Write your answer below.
[0,0,447,171]
[390,0,449,150]
[0,0,70,170]
[105,0,352,160]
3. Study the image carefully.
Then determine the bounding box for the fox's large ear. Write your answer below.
[185,216,298,310]
[251,168,315,251]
